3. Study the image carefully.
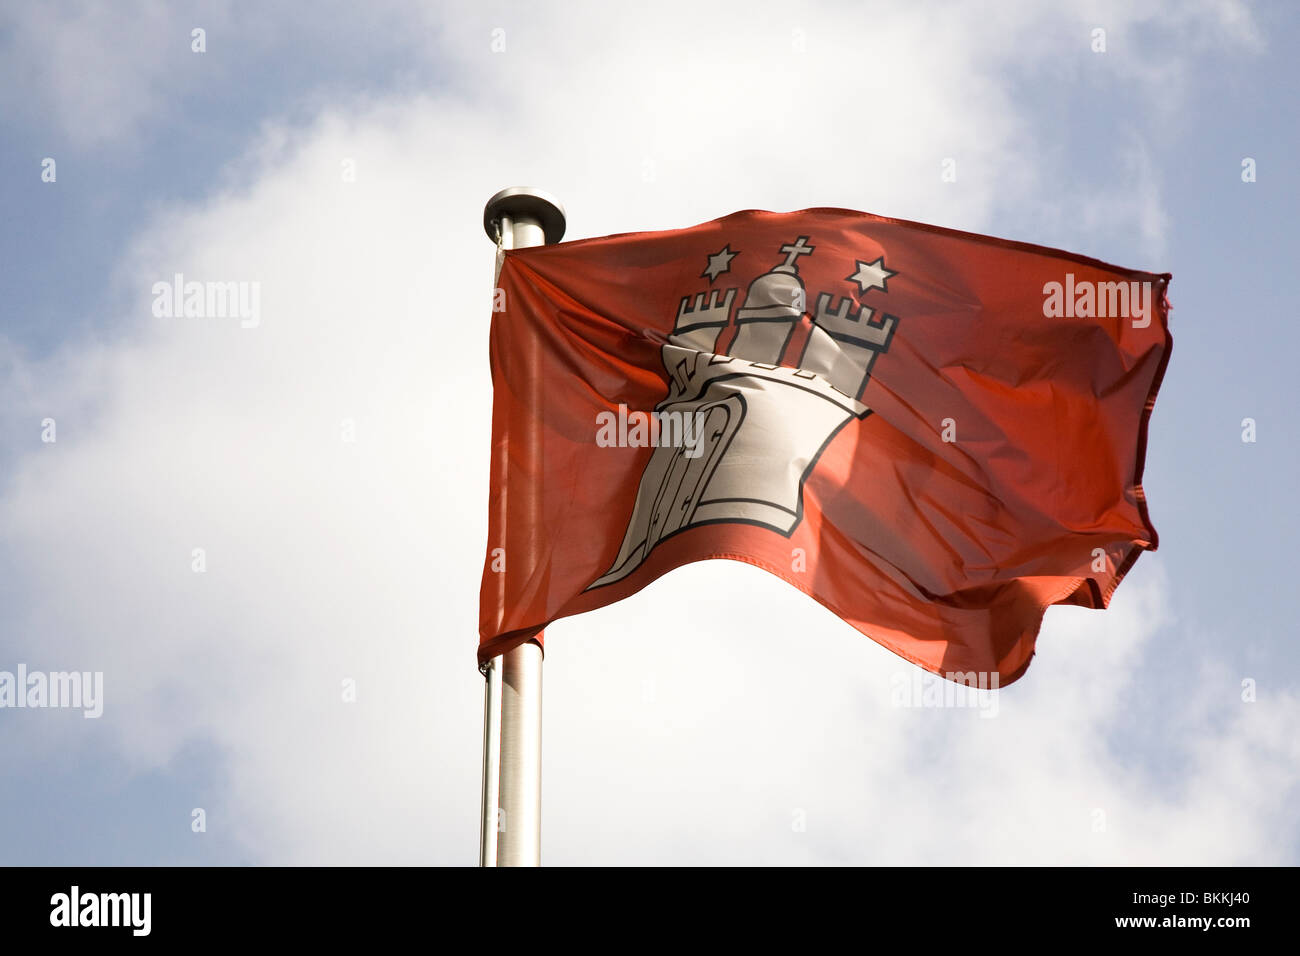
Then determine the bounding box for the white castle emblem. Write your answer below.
[589,236,899,589]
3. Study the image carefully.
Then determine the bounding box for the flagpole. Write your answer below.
[480,187,566,867]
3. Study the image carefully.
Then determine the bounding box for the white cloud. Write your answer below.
[0,0,1289,864]
[546,560,1300,864]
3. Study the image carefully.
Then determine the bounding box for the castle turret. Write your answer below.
[728,237,814,364]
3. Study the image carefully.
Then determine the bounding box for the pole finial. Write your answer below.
[483,187,566,245]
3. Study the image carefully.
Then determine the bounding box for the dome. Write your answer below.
[736,267,806,322]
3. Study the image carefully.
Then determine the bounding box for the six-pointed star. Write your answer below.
[702,245,738,282]
[847,256,896,295]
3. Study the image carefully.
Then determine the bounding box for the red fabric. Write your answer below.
[478,208,1170,685]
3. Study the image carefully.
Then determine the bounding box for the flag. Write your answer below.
[479,208,1170,685]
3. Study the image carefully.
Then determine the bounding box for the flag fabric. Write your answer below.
[479,208,1170,685]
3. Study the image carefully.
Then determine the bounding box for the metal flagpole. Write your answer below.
[479,187,566,867]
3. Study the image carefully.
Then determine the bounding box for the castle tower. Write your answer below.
[728,237,814,364]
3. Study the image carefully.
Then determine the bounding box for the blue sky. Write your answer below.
[1,0,1297,865]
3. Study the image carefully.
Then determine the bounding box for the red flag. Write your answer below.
[479,208,1170,685]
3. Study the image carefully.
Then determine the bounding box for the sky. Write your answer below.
[0,0,1297,865]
